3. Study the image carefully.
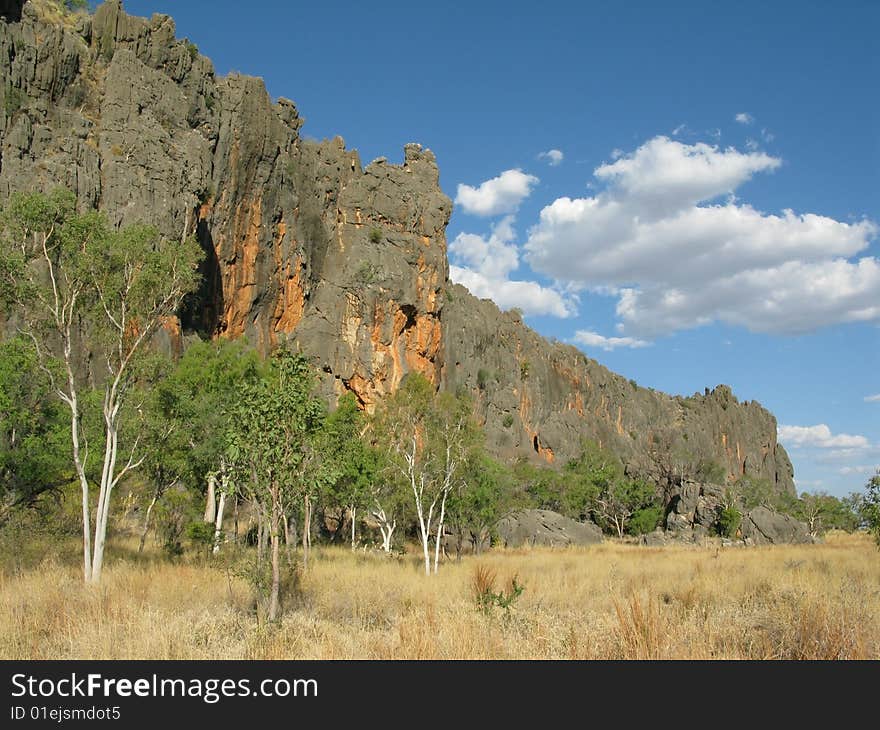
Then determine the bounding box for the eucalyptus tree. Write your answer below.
[374,374,479,575]
[0,189,202,582]
[226,350,325,621]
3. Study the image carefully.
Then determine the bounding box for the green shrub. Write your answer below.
[520,361,530,379]
[368,227,382,244]
[477,368,490,391]
[355,260,379,284]
[502,414,514,429]
[185,521,214,554]
[717,505,742,538]
[472,565,524,620]
[628,505,664,535]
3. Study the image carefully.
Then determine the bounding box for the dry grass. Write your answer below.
[1,532,878,659]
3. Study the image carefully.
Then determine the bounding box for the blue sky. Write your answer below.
[124,0,879,497]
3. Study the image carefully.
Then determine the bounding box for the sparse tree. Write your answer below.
[0,190,202,582]
[374,375,478,575]
[226,351,324,620]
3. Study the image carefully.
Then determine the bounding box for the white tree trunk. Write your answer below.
[138,485,161,554]
[350,504,357,550]
[204,473,217,523]
[433,489,449,574]
[67,381,92,582]
[90,408,120,584]
[212,491,226,554]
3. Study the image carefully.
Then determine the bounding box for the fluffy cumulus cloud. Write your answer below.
[777,424,870,450]
[865,394,880,403]
[735,112,754,125]
[455,169,539,217]
[572,330,649,351]
[448,216,575,318]
[523,136,879,338]
[539,149,564,166]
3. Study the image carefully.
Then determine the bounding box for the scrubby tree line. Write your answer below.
[2,191,879,617]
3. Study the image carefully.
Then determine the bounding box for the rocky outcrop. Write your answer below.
[0,0,795,495]
[663,480,812,544]
[495,509,603,548]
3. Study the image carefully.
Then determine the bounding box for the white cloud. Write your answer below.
[735,112,754,125]
[448,216,575,319]
[671,124,687,137]
[523,135,879,338]
[838,465,879,476]
[451,266,575,318]
[448,216,519,281]
[864,394,880,403]
[539,149,564,166]
[777,424,870,450]
[573,330,649,351]
[455,169,539,217]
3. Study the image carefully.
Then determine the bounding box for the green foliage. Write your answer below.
[355,260,379,284]
[734,475,798,515]
[628,504,664,535]
[184,40,199,61]
[502,414,514,429]
[472,565,524,619]
[519,360,530,379]
[717,505,742,538]
[368,227,383,244]
[318,392,383,538]
[448,453,513,553]
[861,472,880,546]
[0,338,71,522]
[477,368,491,391]
[227,351,326,504]
[154,488,200,557]
[185,521,214,554]
[797,491,861,535]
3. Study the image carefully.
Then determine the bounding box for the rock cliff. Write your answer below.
[0,0,795,493]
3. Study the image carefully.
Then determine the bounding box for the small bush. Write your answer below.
[628,505,664,535]
[185,41,199,61]
[717,505,742,538]
[368,227,382,244]
[502,414,514,429]
[472,564,524,619]
[477,368,490,391]
[520,361,530,380]
[355,261,379,284]
[186,521,214,556]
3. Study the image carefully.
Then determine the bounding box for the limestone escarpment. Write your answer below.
[0,0,794,494]
[443,285,795,493]
[0,0,450,409]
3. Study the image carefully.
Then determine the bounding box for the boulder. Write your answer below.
[741,506,812,545]
[495,509,603,548]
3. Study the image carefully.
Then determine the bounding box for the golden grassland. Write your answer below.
[1,532,878,660]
